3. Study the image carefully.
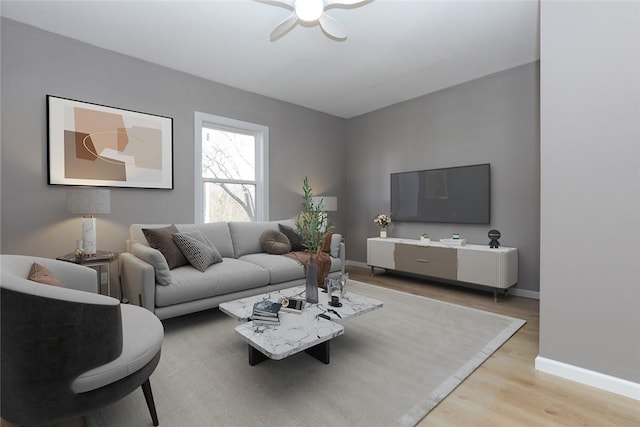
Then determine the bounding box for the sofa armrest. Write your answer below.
[119,253,156,312]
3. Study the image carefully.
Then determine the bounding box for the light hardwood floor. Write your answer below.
[4,266,638,427]
[347,265,640,427]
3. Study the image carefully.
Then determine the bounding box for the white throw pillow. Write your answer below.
[132,243,173,286]
[330,234,342,258]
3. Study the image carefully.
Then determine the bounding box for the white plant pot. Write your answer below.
[420,237,430,244]
[380,230,387,238]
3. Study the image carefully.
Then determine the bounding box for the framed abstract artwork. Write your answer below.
[47,95,173,189]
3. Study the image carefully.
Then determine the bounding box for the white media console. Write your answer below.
[367,237,518,300]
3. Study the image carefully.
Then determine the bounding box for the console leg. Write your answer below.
[305,340,330,364]
[370,266,375,276]
[493,289,497,303]
[248,345,269,366]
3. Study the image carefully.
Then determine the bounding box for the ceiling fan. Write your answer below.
[260,0,372,41]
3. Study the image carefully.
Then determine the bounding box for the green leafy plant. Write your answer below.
[295,176,335,254]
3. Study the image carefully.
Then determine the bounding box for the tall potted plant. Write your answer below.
[295,176,334,303]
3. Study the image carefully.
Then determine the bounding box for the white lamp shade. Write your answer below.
[310,196,338,212]
[67,189,111,215]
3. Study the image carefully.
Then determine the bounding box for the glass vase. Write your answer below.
[305,255,319,304]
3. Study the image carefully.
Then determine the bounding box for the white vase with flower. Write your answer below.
[374,213,391,238]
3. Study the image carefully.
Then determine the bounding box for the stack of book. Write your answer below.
[251,300,281,326]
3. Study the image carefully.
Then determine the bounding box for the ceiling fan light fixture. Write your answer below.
[295,0,324,22]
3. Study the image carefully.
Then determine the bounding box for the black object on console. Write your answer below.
[488,229,501,248]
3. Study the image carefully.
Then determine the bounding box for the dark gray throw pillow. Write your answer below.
[172,231,223,272]
[279,224,305,251]
[142,225,188,269]
[260,230,291,255]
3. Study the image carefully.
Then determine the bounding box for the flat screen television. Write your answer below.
[391,164,490,224]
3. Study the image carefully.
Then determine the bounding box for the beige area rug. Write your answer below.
[86,281,525,427]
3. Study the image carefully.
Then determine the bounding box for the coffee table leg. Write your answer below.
[305,340,330,364]
[248,345,269,366]
[248,341,331,365]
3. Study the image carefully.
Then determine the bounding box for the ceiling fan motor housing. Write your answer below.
[295,0,325,22]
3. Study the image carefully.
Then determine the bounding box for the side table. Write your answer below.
[56,250,119,297]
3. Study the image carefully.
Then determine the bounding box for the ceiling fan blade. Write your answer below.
[324,0,371,8]
[318,14,347,40]
[255,0,295,10]
[270,13,299,41]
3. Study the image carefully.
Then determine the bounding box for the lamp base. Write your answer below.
[82,217,97,255]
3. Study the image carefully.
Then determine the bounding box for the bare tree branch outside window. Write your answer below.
[202,128,256,222]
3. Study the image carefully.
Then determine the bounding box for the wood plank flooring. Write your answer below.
[4,266,638,427]
[347,265,640,427]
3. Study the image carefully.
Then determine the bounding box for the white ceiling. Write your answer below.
[1,0,540,118]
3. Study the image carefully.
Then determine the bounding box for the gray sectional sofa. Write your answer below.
[119,220,345,320]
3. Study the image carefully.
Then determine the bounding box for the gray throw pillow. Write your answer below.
[172,231,223,272]
[260,230,291,255]
[279,224,304,251]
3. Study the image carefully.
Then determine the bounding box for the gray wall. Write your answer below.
[346,62,540,292]
[540,2,640,383]
[1,18,347,258]
[1,20,541,295]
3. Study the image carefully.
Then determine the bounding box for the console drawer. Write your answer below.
[394,244,457,279]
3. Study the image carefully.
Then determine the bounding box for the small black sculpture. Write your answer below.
[488,229,501,248]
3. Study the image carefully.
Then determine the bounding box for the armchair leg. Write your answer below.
[141,379,159,426]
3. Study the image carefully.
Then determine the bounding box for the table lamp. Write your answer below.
[66,189,111,255]
[310,196,337,231]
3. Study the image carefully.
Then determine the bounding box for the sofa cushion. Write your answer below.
[239,253,306,283]
[176,223,235,258]
[131,243,173,286]
[28,262,62,287]
[155,258,270,307]
[172,231,222,272]
[278,224,305,251]
[229,221,282,258]
[260,230,291,255]
[142,225,188,269]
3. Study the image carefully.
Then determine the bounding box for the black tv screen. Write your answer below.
[391,164,490,224]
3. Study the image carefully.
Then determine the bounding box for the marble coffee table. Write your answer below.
[219,284,383,365]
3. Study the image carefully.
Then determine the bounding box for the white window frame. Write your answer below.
[194,112,269,224]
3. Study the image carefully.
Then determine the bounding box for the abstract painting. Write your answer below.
[47,96,173,189]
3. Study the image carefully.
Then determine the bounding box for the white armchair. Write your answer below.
[0,255,164,426]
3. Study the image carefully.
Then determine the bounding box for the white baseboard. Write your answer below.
[345,260,540,300]
[535,356,640,401]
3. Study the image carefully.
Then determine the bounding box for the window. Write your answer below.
[194,112,269,223]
